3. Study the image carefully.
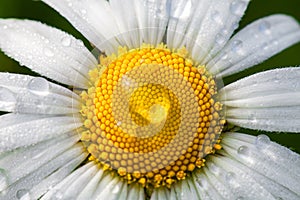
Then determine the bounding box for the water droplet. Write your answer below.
[247,114,257,124]
[230,0,247,16]
[221,53,228,60]
[237,145,250,156]
[112,185,120,194]
[276,197,283,200]
[225,171,236,184]
[258,21,271,35]
[262,42,269,51]
[80,9,87,14]
[43,47,54,57]
[16,189,29,199]
[211,11,222,24]
[255,134,270,149]
[27,77,50,96]
[215,33,226,45]
[231,22,239,30]
[236,197,244,200]
[61,36,72,47]
[0,169,9,192]
[0,87,16,102]
[2,25,8,29]
[52,190,63,199]
[231,40,243,53]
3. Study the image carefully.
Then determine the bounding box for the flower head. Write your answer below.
[0,0,300,199]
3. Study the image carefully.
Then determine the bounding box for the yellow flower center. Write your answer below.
[80,46,225,188]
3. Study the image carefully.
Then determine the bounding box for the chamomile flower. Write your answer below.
[0,0,300,200]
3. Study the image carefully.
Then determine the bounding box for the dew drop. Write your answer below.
[255,134,270,149]
[237,145,250,157]
[225,171,236,184]
[43,47,54,57]
[230,0,247,16]
[2,25,8,29]
[258,21,271,35]
[27,77,50,96]
[231,40,243,53]
[211,11,222,24]
[262,42,269,51]
[16,189,29,199]
[215,33,226,45]
[80,9,87,15]
[53,190,63,199]
[221,53,228,60]
[61,36,72,47]
[247,114,257,124]
[236,197,244,200]
[0,169,9,192]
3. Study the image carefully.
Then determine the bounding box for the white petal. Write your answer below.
[0,114,81,152]
[110,0,169,48]
[42,0,122,54]
[150,188,169,200]
[2,145,86,200]
[220,132,300,197]
[168,0,250,63]
[109,0,142,49]
[208,14,300,77]
[0,19,97,88]
[221,67,300,132]
[23,150,87,200]
[112,0,169,47]
[0,133,80,194]
[77,170,104,200]
[0,73,80,114]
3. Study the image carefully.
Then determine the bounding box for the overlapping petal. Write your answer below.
[167,0,250,65]
[0,73,80,115]
[208,15,300,77]
[0,19,97,88]
[221,67,300,132]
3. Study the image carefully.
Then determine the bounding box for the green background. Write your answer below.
[0,0,299,153]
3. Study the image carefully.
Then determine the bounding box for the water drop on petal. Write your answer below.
[215,33,226,45]
[27,77,50,96]
[258,21,271,35]
[230,0,247,16]
[225,171,236,185]
[211,11,222,24]
[236,197,244,200]
[231,40,243,53]
[61,36,72,47]
[255,134,270,150]
[16,189,29,199]
[43,47,54,57]
[237,145,250,156]
[52,190,63,200]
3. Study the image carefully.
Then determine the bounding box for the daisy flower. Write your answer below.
[0,0,300,199]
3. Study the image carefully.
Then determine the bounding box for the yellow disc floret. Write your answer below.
[80,46,225,188]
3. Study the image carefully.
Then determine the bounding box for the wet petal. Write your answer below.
[221,67,300,132]
[0,73,80,115]
[0,19,97,88]
[208,14,300,77]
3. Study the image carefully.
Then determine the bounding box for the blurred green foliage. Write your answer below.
[0,0,299,153]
